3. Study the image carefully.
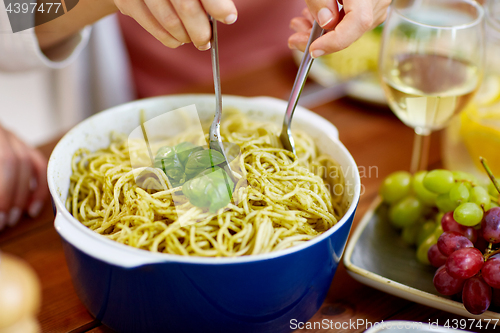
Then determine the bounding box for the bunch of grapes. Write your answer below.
[431,210,500,315]
[380,167,500,315]
[380,169,494,264]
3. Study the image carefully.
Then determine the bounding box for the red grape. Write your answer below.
[441,211,477,243]
[475,229,489,253]
[433,266,465,295]
[437,231,473,257]
[482,257,500,289]
[482,207,500,243]
[446,247,484,279]
[463,276,492,315]
[428,244,447,268]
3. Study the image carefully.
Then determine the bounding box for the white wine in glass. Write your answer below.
[379,0,484,172]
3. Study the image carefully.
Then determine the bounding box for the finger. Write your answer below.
[26,148,48,219]
[144,0,191,44]
[341,0,374,31]
[373,0,391,26]
[301,8,314,24]
[288,31,310,51]
[304,0,340,29]
[310,1,373,57]
[171,0,212,50]
[290,17,313,33]
[5,132,31,226]
[115,0,183,48]
[0,128,16,227]
[201,0,238,25]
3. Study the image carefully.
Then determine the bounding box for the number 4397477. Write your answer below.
[6,2,62,14]
[443,318,498,330]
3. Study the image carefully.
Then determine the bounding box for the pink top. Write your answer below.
[118,0,304,98]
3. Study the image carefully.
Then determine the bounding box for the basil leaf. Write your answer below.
[155,145,174,160]
[174,142,203,166]
[153,146,185,181]
[184,149,226,178]
[182,167,234,213]
[154,143,205,185]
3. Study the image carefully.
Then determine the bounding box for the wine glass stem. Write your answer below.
[410,132,431,173]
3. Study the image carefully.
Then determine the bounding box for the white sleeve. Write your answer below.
[0,5,91,72]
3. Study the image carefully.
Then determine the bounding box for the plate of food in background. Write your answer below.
[293,27,386,106]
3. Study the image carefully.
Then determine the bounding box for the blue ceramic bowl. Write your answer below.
[48,95,360,333]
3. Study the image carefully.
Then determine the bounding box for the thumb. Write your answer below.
[305,0,340,29]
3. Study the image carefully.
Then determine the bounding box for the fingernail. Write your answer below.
[288,41,297,50]
[317,7,334,27]
[198,42,211,51]
[225,13,237,24]
[8,207,21,227]
[0,212,6,230]
[311,50,325,58]
[29,201,43,218]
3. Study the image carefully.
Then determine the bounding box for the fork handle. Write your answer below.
[282,21,325,133]
[209,15,222,144]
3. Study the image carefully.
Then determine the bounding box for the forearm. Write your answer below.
[35,0,118,51]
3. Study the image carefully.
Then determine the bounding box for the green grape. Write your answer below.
[488,183,499,198]
[491,202,500,208]
[401,222,422,245]
[416,233,438,265]
[423,170,455,194]
[436,193,459,213]
[469,186,490,210]
[389,196,423,228]
[452,171,479,185]
[412,171,438,206]
[435,212,444,224]
[380,171,412,204]
[463,182,473,191]
[433,222,444,239]
[449,182,469,204]
[453,202,484,226]
[416,221,436,247]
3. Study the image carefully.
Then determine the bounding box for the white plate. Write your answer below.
[293,50,386,105]
[344,197,500,321]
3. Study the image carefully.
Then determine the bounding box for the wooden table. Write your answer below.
[0,56,496,333]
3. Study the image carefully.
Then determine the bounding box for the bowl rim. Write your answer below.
[48,94,361,266]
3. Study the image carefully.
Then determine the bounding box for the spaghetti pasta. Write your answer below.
[66,112,346,257]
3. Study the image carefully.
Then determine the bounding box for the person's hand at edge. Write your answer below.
[0,127,48,231]
[288,0,391,57]
[114,0,238,50]
[36,0,238,52]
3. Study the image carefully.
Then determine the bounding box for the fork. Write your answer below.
[280,21,325,155]
[208,16,237,184]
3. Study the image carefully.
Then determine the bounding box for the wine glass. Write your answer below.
[379,0,485,172]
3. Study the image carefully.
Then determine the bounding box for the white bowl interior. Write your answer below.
[48,95,360,267]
